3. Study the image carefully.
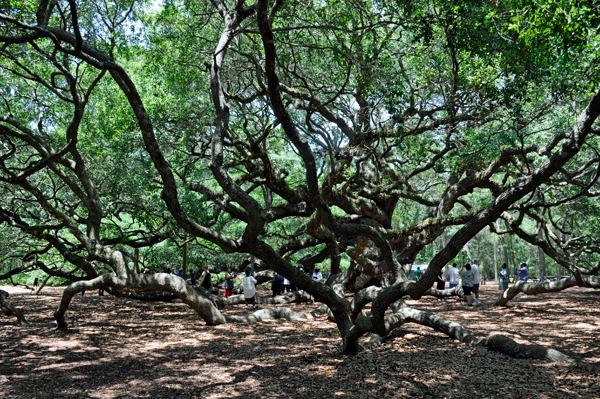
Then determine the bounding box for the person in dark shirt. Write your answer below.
[436,271,445,290]
[200,266,212,291]
[271,272,284,297]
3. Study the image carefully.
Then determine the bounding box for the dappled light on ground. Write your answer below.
[0,285,599,398]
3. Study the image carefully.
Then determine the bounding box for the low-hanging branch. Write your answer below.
[495,275,600,306]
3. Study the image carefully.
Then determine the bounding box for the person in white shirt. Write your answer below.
[242,268,258,310]
[312,268,323,280]
[282,277,291,293]
[471,259,481,306]
[448,263,460,289]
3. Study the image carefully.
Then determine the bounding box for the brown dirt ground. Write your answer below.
[1,283,599,399]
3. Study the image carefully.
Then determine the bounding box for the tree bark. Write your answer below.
[226,307,309,323]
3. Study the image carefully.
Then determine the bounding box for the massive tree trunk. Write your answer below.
[3,0,598,363]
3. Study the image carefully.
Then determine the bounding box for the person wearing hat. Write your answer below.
[176,268,183,277]
[518,262,528,298]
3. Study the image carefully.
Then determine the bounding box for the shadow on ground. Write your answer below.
[1,285,599,398]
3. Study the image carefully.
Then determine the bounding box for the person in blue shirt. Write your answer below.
[312,268,323,280]
[271,272,284,297]
[518,262,528,298]
[499,263,509,291]
[460,263,475,306]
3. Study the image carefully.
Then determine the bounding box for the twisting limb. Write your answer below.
[54,267,226,328]
[0,290,29,326]
[364,299,575,362]
[494,275,600,306]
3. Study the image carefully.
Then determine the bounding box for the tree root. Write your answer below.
[0,290,29,326]
[495,275,600,306]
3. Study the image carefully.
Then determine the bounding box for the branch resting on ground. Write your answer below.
[362,299,575,362]
[54,273,226,328]
[494,275,600,306]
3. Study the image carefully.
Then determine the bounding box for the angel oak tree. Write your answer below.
[1,0,600,359]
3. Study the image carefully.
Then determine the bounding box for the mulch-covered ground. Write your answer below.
[1,283,599,399]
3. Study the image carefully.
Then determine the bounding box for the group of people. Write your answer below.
[433,259,529,306]
[159,265,212,289]
[271,272,291,296]
[499,261,528,297]
[89,258,530,311]
[433,260,482,306]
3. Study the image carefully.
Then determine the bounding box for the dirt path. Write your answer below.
[1,284,599,398]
